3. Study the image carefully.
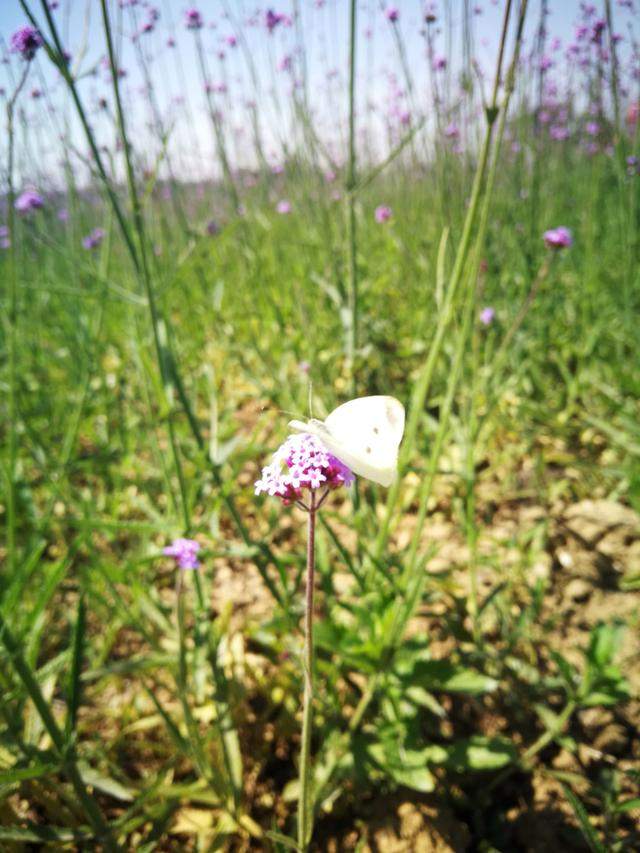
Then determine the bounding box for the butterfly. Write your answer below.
[289,396,405,487]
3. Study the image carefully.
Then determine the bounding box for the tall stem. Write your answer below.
[5,63,29,579]
[346,0,358,390]
[298,492,316,851]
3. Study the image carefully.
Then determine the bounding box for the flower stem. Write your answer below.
[298,492,316,851]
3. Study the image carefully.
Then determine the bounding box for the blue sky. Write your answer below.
[0,2,635,186]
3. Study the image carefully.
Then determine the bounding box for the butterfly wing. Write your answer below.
[289,397,405,486]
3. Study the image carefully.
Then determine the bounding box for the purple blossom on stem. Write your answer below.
[479,306,495,326]
[255,433,354,506]
[374,204,392,223]
[386,7,399,22]
[10,26,43,61]
[184,8,203,29]
[543,226,573,249]
[163,537,201,570]
[15,190,44,214]
[82,227,105,250]
[276,199,291,214]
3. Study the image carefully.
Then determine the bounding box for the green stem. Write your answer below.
[0,614,120,852]
[298,493,317,851]
[346,0,358,390]
[5,62,30,579]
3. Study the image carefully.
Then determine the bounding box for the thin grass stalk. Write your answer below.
[309,5,531,801]
[346,0,358,388]
[99,0,191,533]
[0,614,120,852]
[298,491,317,851]
[4,62,30,579]
[21,0,286,605]
[374,0,516,559]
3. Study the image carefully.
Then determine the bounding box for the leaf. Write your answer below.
[78,763,135,801]
[587,622,624,670]
[444,736,517,772]
[0,824,91,842]
[266,830,301,851]
[0,762,59,786]
[560,783,606,853]
[413,660,498,695]
[615,797,640,814]
[66,594,86,738]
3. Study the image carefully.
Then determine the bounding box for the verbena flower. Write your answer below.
[276,199,291,214]
[255,433,354,505]
[184,8,203,29]
[15,190,44,214]
[82,227,105,250]
[386,7,399,22]
[375,204,392,223]
[479,306,495,326]
[543,226,573,249]
[10,26,43,61]
[163,537,201,570]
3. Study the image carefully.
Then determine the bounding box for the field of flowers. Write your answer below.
[1,1,639,850]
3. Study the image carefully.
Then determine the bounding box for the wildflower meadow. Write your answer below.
[1,1,639,850]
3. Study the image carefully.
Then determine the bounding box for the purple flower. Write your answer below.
[386,7,399,22]
[550,125,570,141]
[265,9,291,33]
[15,190,44,214]
[0,225,10,251]
[255,433,354,505]
[479,306,495,326]
[10,26,43,61]
[276,199,291,214]
[57,207,69,222]
[543,226,573,249]
[374,204,392,223]
[206,219,220,235]
[163,537,201,570]
[433,56,447,71]
[184,8,203,29]
[586,121,599,136]
[444,122,460,139]
[82,227,105,250]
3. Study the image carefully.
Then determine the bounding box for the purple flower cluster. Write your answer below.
[82,227,105,250]
[375,205,392,223]
[276,199,291,214]
[479,306,495,326]
[10,26,43,61]
[255,433,354,505]
[265,9,292,33]
[15,190,44,214]
[163,537,201,570]
[543,226,573,249]
[184,8,203,30]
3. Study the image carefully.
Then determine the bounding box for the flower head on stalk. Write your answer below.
[163,537,201,570]
[543,226,573,249]
[10,26,43,61]
[15,190,44,214]
[255,433,354,507]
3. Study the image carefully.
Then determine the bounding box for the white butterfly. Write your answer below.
[289,395,405,487]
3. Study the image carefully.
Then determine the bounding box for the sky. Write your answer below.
[0,1,636,188]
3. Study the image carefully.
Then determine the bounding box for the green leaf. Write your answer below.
[615,797,640,814]
[0,762,59,786]
[444,736,517,772]
[266,830,301,851]
[78,763,135,801]
[66,594,86,738]
[560,784,606,853]
[587,623,624,670]
[414,660,498,695]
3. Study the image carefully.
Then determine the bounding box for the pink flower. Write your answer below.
[479,306,495,326]
[276,199,291,214]
[163,537,201,570]
[374,205,392,223]
[543,226,573,249]
[255,433,354,505]
[386,7,399,22]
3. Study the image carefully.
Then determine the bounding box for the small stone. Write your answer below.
[593,724,628,756]
[565,578,592,602]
